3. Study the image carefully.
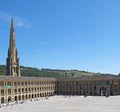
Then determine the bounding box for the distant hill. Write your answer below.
[0,65,115,78]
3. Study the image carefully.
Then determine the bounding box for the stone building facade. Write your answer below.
[0,18,120,104]
[0,76,55,103]
[56,77,120,96]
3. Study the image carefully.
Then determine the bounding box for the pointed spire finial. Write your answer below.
[11,17,14,32]
[11,17,13,22]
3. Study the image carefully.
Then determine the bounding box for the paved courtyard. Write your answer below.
[0,95,120,112]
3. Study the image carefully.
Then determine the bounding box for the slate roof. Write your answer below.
[0,76,56,81]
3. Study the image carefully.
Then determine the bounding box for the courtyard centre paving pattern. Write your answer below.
[0,95,120,112]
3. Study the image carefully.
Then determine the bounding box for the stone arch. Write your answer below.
[1,97,4,103]
[32,94,34,99]
[37,93,39,98]
[99,87,107,96]
[22,95,24,100]
[8,96,12,103]
[29,94,31,99]
[14,96,17,101]
[36,94,37,98]
[18,95,21,100]
[26,95,28,99]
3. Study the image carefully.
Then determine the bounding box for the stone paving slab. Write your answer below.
[0,95,120,112]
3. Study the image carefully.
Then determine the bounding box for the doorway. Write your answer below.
[8,96,12,103]
[100,87,107,96]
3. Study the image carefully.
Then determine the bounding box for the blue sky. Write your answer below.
[0,0,120,74]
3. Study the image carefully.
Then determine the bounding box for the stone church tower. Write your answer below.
[6,18,21,77]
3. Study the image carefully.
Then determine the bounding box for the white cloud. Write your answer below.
[0,10,31,28]
[14,17,31,28]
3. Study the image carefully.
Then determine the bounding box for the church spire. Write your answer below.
[10,17,16,54]
[6,18,21,77]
